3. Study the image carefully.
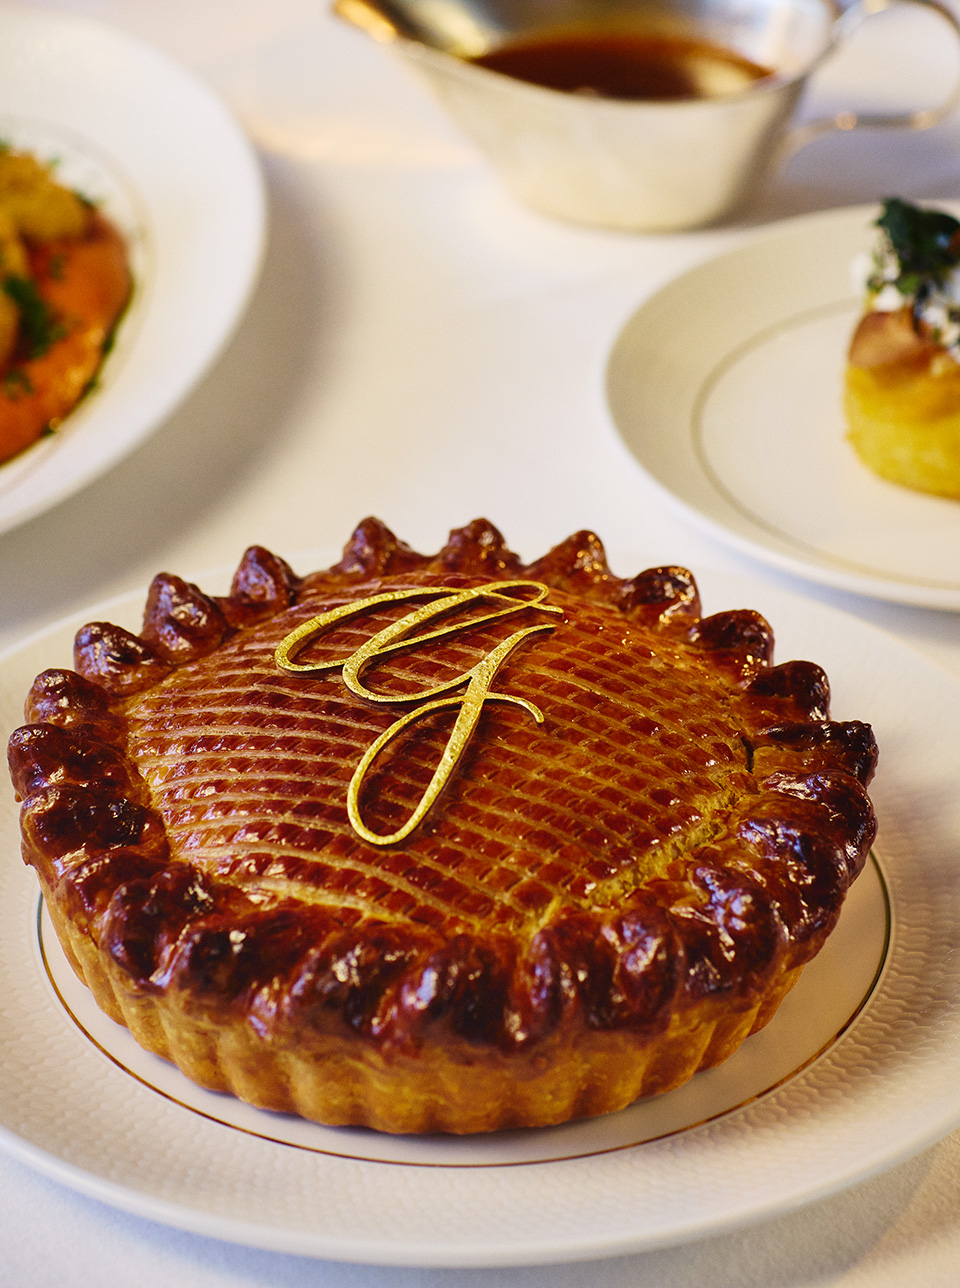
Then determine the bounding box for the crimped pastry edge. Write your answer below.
[9,519,878,1134]
[40,876,804,1133]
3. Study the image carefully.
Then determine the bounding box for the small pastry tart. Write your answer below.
[8,519,878,1134]
[845,198,960,497]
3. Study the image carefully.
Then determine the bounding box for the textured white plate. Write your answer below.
[2,564,960,1267]
[0,6,265,535]
[606,204,960,610]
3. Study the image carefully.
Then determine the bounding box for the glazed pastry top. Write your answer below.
[9,519,877,1054]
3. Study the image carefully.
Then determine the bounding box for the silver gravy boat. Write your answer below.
[335,0,960,231]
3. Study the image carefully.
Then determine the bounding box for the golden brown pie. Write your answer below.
[8,519,878,1134]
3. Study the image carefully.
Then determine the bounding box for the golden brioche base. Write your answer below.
[845,360,960,498]
[44,883,801,1135]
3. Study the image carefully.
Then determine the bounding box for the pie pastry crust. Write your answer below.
[8,519,878,1134]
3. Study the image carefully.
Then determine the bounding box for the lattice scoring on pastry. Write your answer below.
[8,519,877,1134]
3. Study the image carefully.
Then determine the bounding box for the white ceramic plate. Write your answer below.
[606,204,960,610]
[2,561,960,1266]
[0,7,265,535]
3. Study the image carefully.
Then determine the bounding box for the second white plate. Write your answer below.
[606,203,960,610]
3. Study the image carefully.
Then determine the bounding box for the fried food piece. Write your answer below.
[0,149,89,240]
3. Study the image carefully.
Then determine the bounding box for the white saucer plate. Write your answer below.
[606,203,960,610]
[0,7,265,535]
[1,564,959,1266]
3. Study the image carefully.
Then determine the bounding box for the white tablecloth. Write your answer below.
[4,1,960,1282]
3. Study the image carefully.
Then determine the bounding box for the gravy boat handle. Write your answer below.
[778,0,960,159]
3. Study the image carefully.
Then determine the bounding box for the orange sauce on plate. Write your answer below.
[0,210,131,465]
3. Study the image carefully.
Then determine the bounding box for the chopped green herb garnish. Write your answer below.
[873,197,960,301]
[2,275,67,359]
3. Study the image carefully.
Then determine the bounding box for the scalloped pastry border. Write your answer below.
[7,519,878,1134]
